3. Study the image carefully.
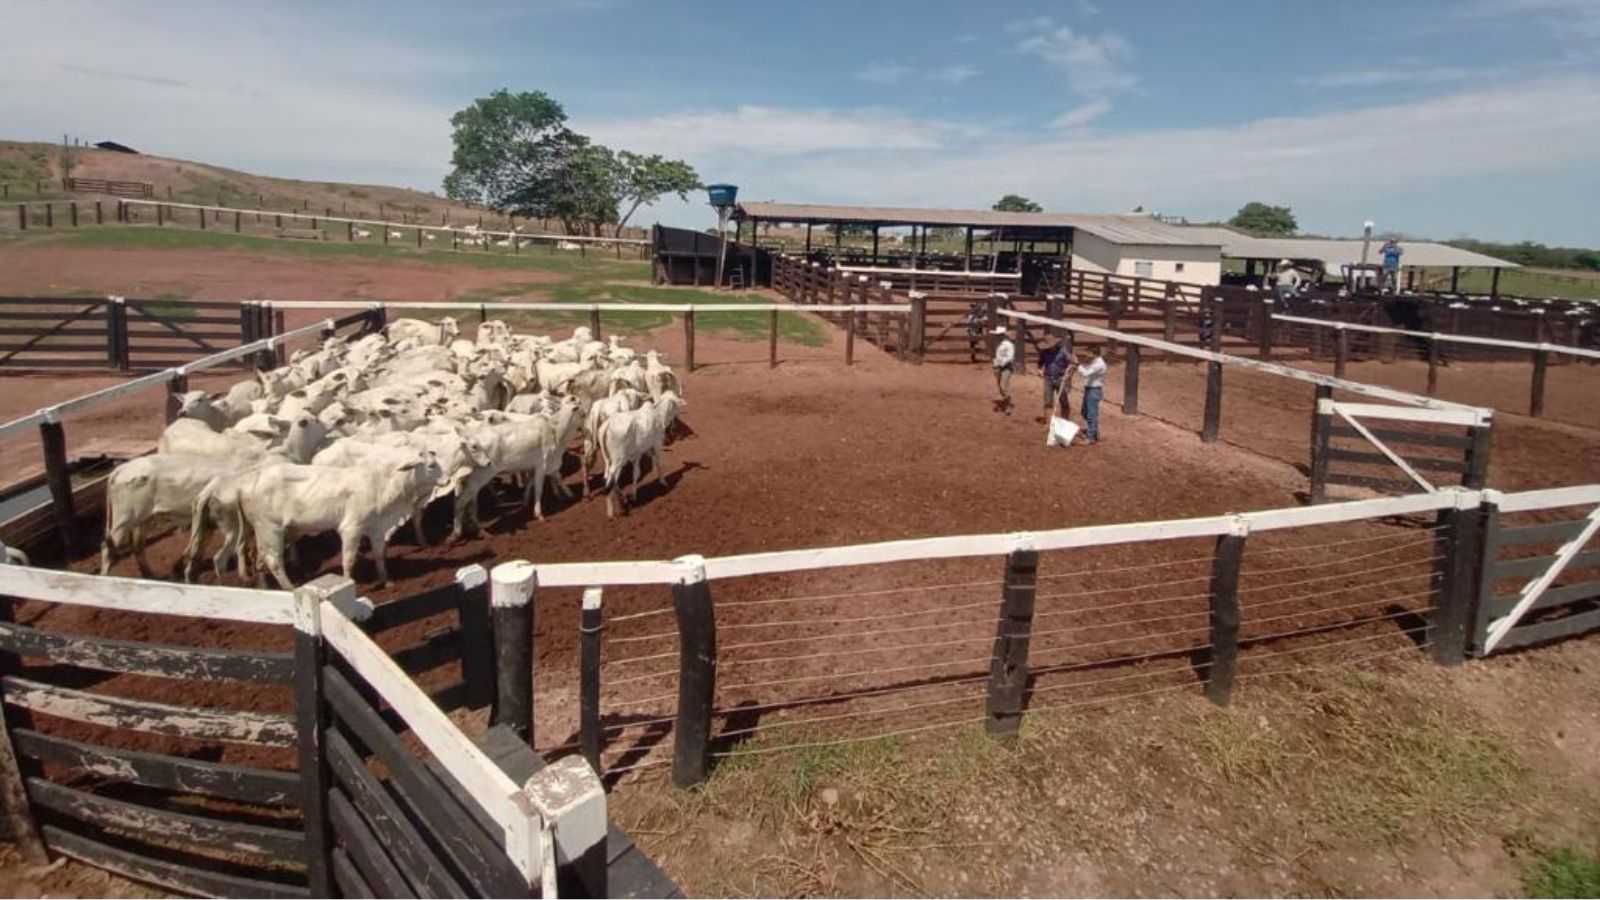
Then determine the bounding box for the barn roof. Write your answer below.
[1177,226,1520,269]
[734,201,1220,247]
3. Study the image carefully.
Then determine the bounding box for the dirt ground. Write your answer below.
[4,243,1600,897]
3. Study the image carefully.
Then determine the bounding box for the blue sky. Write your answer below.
[4,0,1598,244]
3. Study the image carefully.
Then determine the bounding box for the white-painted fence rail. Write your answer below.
[264,299,911,314]
[999,307,1488,414]
[0,564,292,624]
[0,314,334,439]
[1273,312,1600,362]
[120,198,649,247]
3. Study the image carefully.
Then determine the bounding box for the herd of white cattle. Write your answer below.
[100,316,684,589]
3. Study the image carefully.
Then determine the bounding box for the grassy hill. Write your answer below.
[0,140,623,235]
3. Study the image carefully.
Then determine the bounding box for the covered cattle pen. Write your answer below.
[654,202,1224,293]
[1180,227,1522,298]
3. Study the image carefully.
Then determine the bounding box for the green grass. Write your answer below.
[1523,846,1600,898]
[1448,267,1600,302]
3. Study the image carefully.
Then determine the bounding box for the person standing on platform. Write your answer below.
[1382,239,1404,293]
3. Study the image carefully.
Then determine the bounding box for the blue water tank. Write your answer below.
[707,183,738,207]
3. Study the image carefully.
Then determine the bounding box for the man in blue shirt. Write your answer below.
[1382,239,1403,293]
[1039,334,1074,415]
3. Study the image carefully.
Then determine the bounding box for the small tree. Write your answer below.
[993,194,1043,213]
[1228,202,1297,236]
[613,152,700,236]
[443,89,574,212]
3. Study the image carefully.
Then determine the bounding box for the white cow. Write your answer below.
[101,454,238,575]
[386,317,460,347]
[599,392,684,518]
[242,453,445,588]
[582,389,647,495]
[451,398,582,537]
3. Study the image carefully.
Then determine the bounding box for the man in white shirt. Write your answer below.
[991,325,1015,411]
[1076,344,1107,443]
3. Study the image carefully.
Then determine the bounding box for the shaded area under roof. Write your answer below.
[734,201,1221,247]
[1178,226,1520,269]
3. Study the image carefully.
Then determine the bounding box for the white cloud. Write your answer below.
[854,61,914,85]
[0,0,475,189]
[1050,99,1113,128]
[581,106,976,157]
[622,77,1600,244]
[1076,0,1102,15]
[1015,21,1135,96]
[1298,64,1498,88]
[930,65,980,85]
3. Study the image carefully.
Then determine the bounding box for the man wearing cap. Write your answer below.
[991,325,1015,411]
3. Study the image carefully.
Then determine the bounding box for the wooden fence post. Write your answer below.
[455,564,494,708]
[768,308,779,369]
[69,202,78,227]
[909,293,927,364]
[198,204,206,230]
[292,576,354,898]
[0,598,47,864]
[589,306,602,341]
[45,203,52,228]
[240,301,256,346]
[844,307,856,366]
[234,210,241,233]
[16,203,24,231]
[1530,348,1549,417]
[39,415,75,550]
[1334,326,1349,379]
[1201,360,1223,444]
[579,588,603,773]
[1426,336,1441,397]
[1204,525,1247,705]
[94,200,102,225]
[490,561,537,744]
[1257,299,1273,358]
[166,371,189,424]
[1122,345,1141,414]
[985,544,1038,740]
[683,308,696,372]
[1431,500,1485,666]
[104,297,127,370]
[1309,392,1334,503]
[671,556,716,789]
[1464,423,1492,490]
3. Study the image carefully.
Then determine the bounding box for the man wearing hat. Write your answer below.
[1274,259,1301,307]
[991,325,1015,411]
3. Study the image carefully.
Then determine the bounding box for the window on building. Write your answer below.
[1134,260,1153,277]
[1175,262,1186,273]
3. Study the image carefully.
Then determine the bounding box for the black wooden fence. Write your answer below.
[0,297,284,371]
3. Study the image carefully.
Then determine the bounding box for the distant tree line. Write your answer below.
[1443,239,1600,271]
[443,89,701,236]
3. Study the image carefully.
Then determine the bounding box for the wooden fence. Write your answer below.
[513,482,1600,788]
[62,178,154,199]
[0,296,298,371]
[0,562,678,898]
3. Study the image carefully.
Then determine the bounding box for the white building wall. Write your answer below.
[1070,232,1222,286]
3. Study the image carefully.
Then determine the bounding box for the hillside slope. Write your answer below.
[0,140,628,234]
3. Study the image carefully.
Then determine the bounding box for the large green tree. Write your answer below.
[993,194,1043,213]
[444,88,700,236]
[612,152,700,236]
[1229,201,1298,236]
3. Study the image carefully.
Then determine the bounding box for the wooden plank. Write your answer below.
[1493,548,1600,580]
[1322,448,1471,475]
[1321,472,1424,495]
[330,787,416,898]
[332,847,376,899]
[1488,580,1600,617]
[1493,484,1600,514]
[11,728,297,806]
[1497,520,1586,547]
[324,667,529,898]
[0,565,291,625]
[1492,607,1600,652]
[1327,424,1473,449]
[0,622,292,683]
[327,727,468,898]
[985,549,1036,737]
[389,628,464,676]
[41,824,309,898]
[1,676,295,746]
[26,776,305,858]
[672,561,716,788]
[609,845,685,899]
[364,585,460,634]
